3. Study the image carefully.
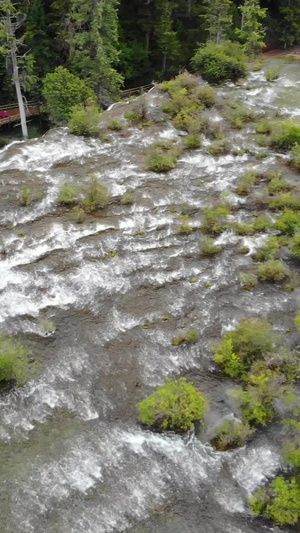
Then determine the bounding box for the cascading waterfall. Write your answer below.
[0,58,299,532]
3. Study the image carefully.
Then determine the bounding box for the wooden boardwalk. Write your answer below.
[0,102,41,127]
[0,84,154,128]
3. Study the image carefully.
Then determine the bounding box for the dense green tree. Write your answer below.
[156,0,180,75]
[42,66,97,123]
[203,0,233,44]
[25,0,54,79]
[66,0,123,105]
[237,0,267,57]
[279,0,300,48]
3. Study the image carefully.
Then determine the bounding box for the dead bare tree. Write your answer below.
[0,5,28,138]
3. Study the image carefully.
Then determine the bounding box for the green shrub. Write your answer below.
[213,318,278,379]
[68,99,101,137]
[146,141,180,173]
[291,143,300,171]
[277,209,300,235]
[236,170,258,196]
[255,121,272,134]
[269,192,300,211]
[43,66,97,123]
[178,223,193,235]
[0,336,35,387]
[120,193,134,205]
[19,187,35,206]
[83,178,111,213]
[172,329,199,346]
[200,238,220,257]
[208,139,230,156]
[191,41,247,84]
[240,273,258,291]
[254,237,280,262]
[234,223,255,236]
[226,104,255,129]
[268,177,291,195]
[58,183,79,206]
[184,134,201,149]
[233,375,277,426]
[211,419,255,451]
[257,260,290,282]
[202,206,230,235]
[252,215,272,232]
[72,206,85,223]
[294,313,300,330]
[107,120,123,131]
[172,108,203,134]
[138,378,208,432]
[290,232,300,258]
[250,477,300,525]
[270,121,300,151]
[266,67,280,82]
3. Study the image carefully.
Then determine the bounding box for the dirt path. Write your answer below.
[263,45,300,58]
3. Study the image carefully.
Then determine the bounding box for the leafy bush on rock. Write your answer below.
[211,419,255,451]
[139,378,208,432]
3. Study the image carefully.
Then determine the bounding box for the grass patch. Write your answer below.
[236,170,258,196]
[58,183,79,206]
[208,139,230,156]
[211,419,255,451]
[146,140,181,173]
[277,209,300,235]
[202,206,230,235]
[200,237,220,257]
[83,177,111,212]
[268,177,291,195]
[291,144,300,171]
[0,336,36,387]
[178,222,193,235]
[266,67,280,82]
[269,192,300,211]
[120,193,134,205]
[184,134,201,149]
[270,121,300,151]
[257,260,289,282]
[225,103,255,129]
[107,120,123,131]
[172,328,199,346]
[254,236,280,262]
[255,121,272,134]
[240,273,258,291]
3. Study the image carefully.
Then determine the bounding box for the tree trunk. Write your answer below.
[11,46,28,139]
[7,16,28,139]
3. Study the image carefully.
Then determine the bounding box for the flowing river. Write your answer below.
[0,58,299,532]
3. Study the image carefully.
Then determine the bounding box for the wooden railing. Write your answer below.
[121,84,154,99]
[0,102,41,126]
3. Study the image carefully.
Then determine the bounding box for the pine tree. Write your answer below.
[237,0,267,58]
[279,0,300,48]
[203,0,233,44]
[67,0,123,106]
[156,0,180,75]
[25,0,54,79]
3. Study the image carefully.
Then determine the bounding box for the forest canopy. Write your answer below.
[0,0,299,109]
